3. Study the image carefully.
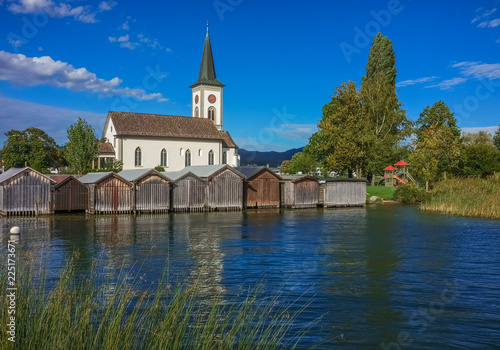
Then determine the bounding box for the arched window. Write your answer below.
[222,151,227,164]
[160,149,167,167]
[208,106,216,121]
[195,107,199,118]
[135,147,142,166]
[198,149,202,157]
[208,150,214,165]
[185,149,191,167]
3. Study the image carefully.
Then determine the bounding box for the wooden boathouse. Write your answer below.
[319,178,366,207]
[0,167,54,216]
[118,169,171,213]
[79,172,133,214]
[236,166,282,208]
[166,171,206,212]
[180,165,244,211]
[280,175,319,209]
[50,175,89,212]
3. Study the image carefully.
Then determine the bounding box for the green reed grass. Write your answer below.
[420,176,500,219]
[0,256,313,350]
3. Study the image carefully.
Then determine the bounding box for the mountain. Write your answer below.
[239,147,304,167]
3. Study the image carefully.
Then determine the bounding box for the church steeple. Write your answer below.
[190,23,225,88]
[191,24,225,131]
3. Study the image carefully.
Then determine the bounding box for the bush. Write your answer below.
[394,184,429,203]
[154,166,165,172]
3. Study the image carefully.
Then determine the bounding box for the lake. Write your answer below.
[1,204,500,349]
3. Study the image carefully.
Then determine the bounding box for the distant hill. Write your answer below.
[239,147,304,167]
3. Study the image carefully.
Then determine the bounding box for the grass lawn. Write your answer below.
[366,185,396,200]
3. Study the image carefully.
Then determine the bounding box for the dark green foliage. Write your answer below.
[394,184,430,203]
[280,160,291,174]
[289,151,316,174]
[154,165,165,172]
[364,33,397,86]
[416,101,461,141]
[65,118,99,175]
[460,132,500,177]
[1,127,61,172]
[493,125,500,151]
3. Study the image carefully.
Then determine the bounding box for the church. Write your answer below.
[99,27,239,171]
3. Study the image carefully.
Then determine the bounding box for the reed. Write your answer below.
[0,257,312,350]
[420,176,500,219]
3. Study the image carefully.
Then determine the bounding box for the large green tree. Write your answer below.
[461,131,500,177]
[360,33,409,183]
[305,81,365,177]
[414,101,462,176]
[288,152,316,174]
[2,127,60,172]
[65,118,99,175]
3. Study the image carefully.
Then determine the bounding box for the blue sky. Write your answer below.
[1,0,499,151]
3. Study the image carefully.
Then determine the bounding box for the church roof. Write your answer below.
[108,111,223,140]
[99,142,115,155]
[220,130,238,148]
[190,28,225,88]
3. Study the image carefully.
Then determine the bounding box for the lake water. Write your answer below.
[1,205,500,349]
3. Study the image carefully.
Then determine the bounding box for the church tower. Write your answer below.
[190,24,225,131]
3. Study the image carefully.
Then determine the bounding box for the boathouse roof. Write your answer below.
[0,167,54,184]
[118,168,171,182]
[235,166,282,181]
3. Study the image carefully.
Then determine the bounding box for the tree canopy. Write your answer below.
[65,118,99,175]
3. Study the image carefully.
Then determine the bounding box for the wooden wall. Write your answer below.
[171,175,206,212]
[0,170,52,216]
[282,178,319,208]
[245,171,280,208]
[90,176,133,214]
[134,174,170,213]
[322,181,366,207]
[207,169,243,211]
[52,177,89,212]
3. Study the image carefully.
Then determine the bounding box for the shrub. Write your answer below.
[154,166,165,172]
[394,184,429,203]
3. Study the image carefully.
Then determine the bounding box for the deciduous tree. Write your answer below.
[493,125,500,151]
[65,118,99,175]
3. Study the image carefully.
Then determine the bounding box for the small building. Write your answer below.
[175,165,244,211]
[236,166,282,208]
[50,175,89,213]
[384,165,397,187]
[0,167,54,216]
[280,175,319,209]
[167,171,206,212]
[118,169,171,213]
[320,178,366,207]
[79,172,133,214]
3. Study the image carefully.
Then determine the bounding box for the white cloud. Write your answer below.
[269,124,317,141]
[98,0,116,11]
[452,61,500,80]
[120,41,139,50]
[117,34,129,42]
[7,0,115,23]
[0,51,168,102]
[425,77,467,90]
[108,36,117,42]
[0,95,107,144]
[472,8,497,23]
[166,48,173,53]
[478,18,500,28]
[7,37,25,48]
[121,21,129,30]
[38,46,43,51]
[397,76,438,87]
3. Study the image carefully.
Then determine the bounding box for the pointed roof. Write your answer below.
[384,165,397,171]
[395,160,409,166]
[190,26,225,88]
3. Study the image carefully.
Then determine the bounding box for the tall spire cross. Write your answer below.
[190,24,225,88]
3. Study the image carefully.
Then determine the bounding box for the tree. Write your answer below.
[414,101,462,176]
[280,160,291,174]
[2,127,59,172]
[288,152,316,174]
[493,125,500,151]
[65,118,99,175]
[306,81,365,177]
[461,132,500,177]
[410,124,461,190]
[360,33,409,183]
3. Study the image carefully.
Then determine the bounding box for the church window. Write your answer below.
[135,147,142,166]
[180,148,183,156]
[160,149,167,167]
[208,106,216,121]
[185,150,191,167]
[208,150,214,165]
[199,149,202,157]
[222,151,227,164]
[195,107,199,118]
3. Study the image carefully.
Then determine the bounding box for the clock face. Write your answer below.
[208,94,216,103]
[195,95,199,104]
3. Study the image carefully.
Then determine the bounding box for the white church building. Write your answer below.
[99,27,239,171]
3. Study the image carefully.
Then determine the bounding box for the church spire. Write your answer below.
[190,24,225,88]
